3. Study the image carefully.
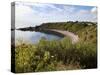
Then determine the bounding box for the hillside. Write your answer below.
[35,21,97,44]
[15,21,97,72]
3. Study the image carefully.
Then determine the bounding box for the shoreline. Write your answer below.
[49,29,79,44]
[14,29,79,44]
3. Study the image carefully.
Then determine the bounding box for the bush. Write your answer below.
[75,42,97,68]
[15,36,97,72]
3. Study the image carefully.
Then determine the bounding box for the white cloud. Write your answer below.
[16,5,32,15]
[15,4,39,28]
[91,7,97,14]
[91,7,97,22]
[62,5,76,13]
[15,2,97,28]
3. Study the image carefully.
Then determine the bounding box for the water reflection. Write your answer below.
[12,30,63,44]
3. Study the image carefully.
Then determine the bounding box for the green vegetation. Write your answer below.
[38,21,97,43]
[14,21,97,73]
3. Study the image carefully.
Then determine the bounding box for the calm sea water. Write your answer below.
[11,30,63,44]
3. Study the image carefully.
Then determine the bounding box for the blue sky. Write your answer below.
[15,2,97,28]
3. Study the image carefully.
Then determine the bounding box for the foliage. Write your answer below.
[15,38,97,72]
[14,21,97,73]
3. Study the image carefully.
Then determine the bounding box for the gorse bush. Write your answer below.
[75,42,97,68]
[15,37,97,72]
[15,44,36,72]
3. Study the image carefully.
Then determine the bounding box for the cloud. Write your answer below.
[15,3,39,28]
[16,4,34,15]
[15,2,97,28]
[91,7,97,14]
[74,7,97,22]
[91,7,97,21]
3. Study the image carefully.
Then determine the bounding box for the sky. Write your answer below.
[15,2,97,28]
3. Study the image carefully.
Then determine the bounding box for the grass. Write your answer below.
[15,37,97,73]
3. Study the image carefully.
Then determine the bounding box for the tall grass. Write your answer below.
[15,37,97,73]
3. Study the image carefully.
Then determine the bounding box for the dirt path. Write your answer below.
[50,29,79,44]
